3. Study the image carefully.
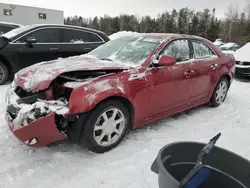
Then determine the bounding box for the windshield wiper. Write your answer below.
[100,57,113,62]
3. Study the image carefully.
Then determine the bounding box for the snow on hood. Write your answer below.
[14,54,132,91]
[233,43,250,62]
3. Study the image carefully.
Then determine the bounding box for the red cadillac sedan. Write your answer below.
[5,33,235,153]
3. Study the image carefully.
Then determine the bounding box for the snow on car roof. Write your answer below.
[109,31,200,41]
[233,42,250,61]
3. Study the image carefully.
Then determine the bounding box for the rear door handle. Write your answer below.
[17,48,23,53]
[50,48,58,51]
[211,64,218,70]
[84,48,92,50]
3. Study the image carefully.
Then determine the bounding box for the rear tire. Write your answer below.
[80,100,130,153]
[209,77,229,107]
[0,61,9,85]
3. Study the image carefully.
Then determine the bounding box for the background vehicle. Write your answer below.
[5,34,235,153]
[0,22,22,35]
[213,39,225,47]
[220,42,240,53]
[233,42,250,77]
[0,24,110,85]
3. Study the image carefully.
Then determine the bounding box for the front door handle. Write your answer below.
[17,48,23,53]
[184,70,194,76]
[211,63,218,70]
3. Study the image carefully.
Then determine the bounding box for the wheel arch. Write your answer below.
[222,74,231,86]
[93,95,135,129]
[0,55,11,74]
[209,74,231,102]
[67,95,135,144]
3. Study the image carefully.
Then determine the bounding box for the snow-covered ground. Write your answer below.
[0,77,250,188]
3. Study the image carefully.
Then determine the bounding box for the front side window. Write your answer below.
[61,29,92,43]
[160,39,190,62]
[17,28,61,43]
[3,25,36,40]
[192,40,215,59]
[89,36,160,65]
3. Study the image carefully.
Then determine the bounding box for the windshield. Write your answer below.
[2,25,36,40]
[89,36,161,65]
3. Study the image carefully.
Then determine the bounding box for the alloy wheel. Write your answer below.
[93,108,126,146]
[0,65,4,82]
[215,80,228,104]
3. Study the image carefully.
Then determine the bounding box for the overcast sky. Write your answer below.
[1,0,249,18]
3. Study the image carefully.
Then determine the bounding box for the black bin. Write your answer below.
[151,142,250,188]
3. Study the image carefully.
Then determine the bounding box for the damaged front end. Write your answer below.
[5,82,73,146]
[5,69,125,147]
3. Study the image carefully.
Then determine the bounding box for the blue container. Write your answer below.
[151,142,250,188]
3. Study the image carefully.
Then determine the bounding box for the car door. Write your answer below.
[145,39,194,117]
[7,27,62,70]
[188,39,219,101]
[59,28,105,58]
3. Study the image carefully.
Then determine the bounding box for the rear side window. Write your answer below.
[160,39,190,63]
[191,40,216,59]
[89,33,103,42]
[17,28,61,43]
[62,29,93,43]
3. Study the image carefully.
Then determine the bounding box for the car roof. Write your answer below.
[27,24,105,33]
[134,33,203,41]
[0,21,23,27]
[2,24,109,41]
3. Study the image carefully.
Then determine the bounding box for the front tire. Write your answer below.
[0,61,9,85]
[80,100,130,153]
[209,77,229,107]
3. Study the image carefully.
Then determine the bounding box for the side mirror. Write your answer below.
[25,37,37,44]
[156,55,176,67]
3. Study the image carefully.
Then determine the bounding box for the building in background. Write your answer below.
[0,3,64,25]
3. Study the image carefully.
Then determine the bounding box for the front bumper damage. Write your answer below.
[5,83,68,147]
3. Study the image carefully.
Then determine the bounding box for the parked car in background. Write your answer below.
[0,22,22,35]
[233,42,250,76]
[220,42,240,53]
[5,34,235,153]
[213,39,225,47]
[0,24,110,85]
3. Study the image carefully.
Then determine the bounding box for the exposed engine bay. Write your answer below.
[5,70,122,135]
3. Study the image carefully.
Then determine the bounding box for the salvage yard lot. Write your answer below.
[0,78,250,188]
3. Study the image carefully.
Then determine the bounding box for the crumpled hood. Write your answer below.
[14,55,132,91]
